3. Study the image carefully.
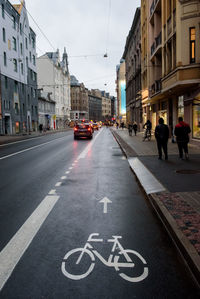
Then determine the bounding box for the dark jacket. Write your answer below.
[174,121,191,142]
[155,124,169,142]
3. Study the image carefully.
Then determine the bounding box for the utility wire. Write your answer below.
[21,1,56,51]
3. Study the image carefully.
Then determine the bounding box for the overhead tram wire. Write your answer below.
[21,2,56,51]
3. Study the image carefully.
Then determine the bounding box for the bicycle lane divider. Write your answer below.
[0,195,59,291]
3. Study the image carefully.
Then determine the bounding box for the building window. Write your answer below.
[12,16,16,29]
[13,59,18,72]
[22,83,25,93]
[13,37,17,51]
[5,76,8,89]
[31,105,34,116]
[15,103,19,115]
[2,4,5,18]
[25,37,28,49]
[26,56,28,68]
[21,63,24,75]
[29,51,32,62]
[20,43,23,55]
[190,27,196,63]
[33,55,36,65]
[14,81,18,93]
[2,28,6,42]
[3,52,7,66]
[23,103,25,115]
[20,23,22,35]
[32,37,35,49]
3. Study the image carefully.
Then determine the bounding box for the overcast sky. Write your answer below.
[11,0,140,96]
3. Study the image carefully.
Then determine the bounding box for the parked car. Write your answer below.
[74,123,93,140]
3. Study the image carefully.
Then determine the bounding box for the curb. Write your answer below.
[111,129,200,286]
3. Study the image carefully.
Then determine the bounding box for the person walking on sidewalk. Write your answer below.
[133,121,138,136]
[128,122,133,136]
[155,118,169,160]
[174,117,191,160]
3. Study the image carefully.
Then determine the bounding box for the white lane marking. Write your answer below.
[99,197,112,214]
[72,163,75,166]
[0,136,44,147]
[0,137,66,161]
[61,176,67,180]
[65,171,70,174]
[55,182,62,187]
[128,158,166,194]
[0,195,60,291]
[74,160,78,163]
[122,156,126,160]
[77,129,103,160]
[69,167,73,170]
[48,189,57,195]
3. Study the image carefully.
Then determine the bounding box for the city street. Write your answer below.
[0,128,199,298]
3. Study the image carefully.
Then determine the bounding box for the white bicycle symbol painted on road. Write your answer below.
[61,233,148,282]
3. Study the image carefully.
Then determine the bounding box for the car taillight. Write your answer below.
[88,127,91,131]
[74,127,78,131]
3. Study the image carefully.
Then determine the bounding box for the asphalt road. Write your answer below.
[0,128,199,298]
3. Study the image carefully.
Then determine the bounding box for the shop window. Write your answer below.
[178,96,184,118]
[193,101,200,139]
[190,27,196,63]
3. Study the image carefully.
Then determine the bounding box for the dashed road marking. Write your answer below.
[48,189,57,195]
[55,182,62,187]
[61,176,67,180]
[65,171,70,174]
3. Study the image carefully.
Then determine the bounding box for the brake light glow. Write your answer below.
[88,127,91,131]
[74,127,78,131]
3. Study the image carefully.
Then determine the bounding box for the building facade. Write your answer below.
[123,7,142,128]
[70,75,89,121]
[143,0,200,140]
[38,91,55,130]
[37,48,71,129]
[116,59,126,124]
[88,89,102,122]
[101,90,111,121]
[0,0,38,134]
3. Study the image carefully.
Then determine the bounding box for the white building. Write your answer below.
[37,48,71,129]
[0,0,38,134]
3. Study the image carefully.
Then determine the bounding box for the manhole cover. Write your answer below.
[176,169,200,174]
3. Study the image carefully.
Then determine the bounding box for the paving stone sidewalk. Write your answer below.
[111,128,200,285]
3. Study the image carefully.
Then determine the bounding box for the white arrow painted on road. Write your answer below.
[99,197,112,214]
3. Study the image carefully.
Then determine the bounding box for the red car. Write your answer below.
[74,123,93,140]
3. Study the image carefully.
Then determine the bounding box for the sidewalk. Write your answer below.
[0,128,72,145]
[111,128,200,286]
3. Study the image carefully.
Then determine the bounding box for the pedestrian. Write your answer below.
[39,123,43,133]
[143,120,152,141]
[116,122,119,129]
[133,121,138,136]
[121,122,124,130]
[155,118,169,160]
[128,122,132,136]
[174,116,191,160]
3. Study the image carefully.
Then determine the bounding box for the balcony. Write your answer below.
[151,31,162,59]
[151,79,162,97]
[150,0,161,23]
[167,16,172,36]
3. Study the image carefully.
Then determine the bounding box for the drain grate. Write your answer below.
[176,169,200,174]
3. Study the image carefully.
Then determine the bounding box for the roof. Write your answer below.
[13,2,23,15]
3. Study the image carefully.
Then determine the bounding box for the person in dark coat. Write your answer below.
[128,122,132,136]
[174,117,191,160]
[133,121,138,136]
[155,118,169,160]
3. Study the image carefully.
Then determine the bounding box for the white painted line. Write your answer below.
[74,160,78,163]
[0,195,60,291]
[72,163,75,166]
[48,189,57,195]
[69,167,73,170]
[0,135,44,147]
[55,182,62,187]
[128,157,166,194]
[61,176,67,180]
[65,171,70,174]
[0,137,66,161]
[77,129,103,160]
